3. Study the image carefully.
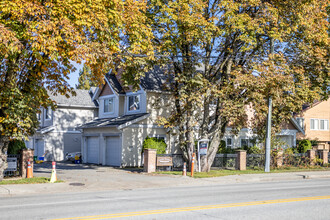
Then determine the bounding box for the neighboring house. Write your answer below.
[222,119,304,149]
[25,89,98,161]
[220,104,304,149]
[295,98,330,150]
[78,69,178,167]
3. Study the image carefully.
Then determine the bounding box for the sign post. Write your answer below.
[198,139,209,172]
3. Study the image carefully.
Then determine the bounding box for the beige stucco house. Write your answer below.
[295,98,330,149]
[79,69,178,167]
[25,89,98,161]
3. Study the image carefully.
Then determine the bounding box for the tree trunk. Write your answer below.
[0,136,9,181]
[201,132,221,172]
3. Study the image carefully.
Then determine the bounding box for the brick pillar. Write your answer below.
[276,151,284,168]
[307,149,316,166]
[319,149,329,165]
[144,149,157,173]
[21,149,34,178]
[236,150,246,171]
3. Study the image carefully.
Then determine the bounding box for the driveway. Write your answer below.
[32,161,199,193]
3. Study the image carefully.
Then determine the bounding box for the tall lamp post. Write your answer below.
[265,38,274,173]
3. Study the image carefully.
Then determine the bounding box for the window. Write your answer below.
[296,117,304,129]
[104,98,114,113]
[45,107,52,120]
[240,138,249,147]
[320,119,329,130]
[226,138,232,148]
[310,119,329,131]
[37,113,41,121]
[128,95,140,112]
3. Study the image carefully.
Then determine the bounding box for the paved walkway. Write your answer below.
[1,161,330,197]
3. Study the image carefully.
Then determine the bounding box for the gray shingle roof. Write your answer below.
[78,113,149,129]
[48,89,97,108]
[105,73,126,94]
[140,66,173,92]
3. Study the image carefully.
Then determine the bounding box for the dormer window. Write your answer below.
[104,98,114,113]
[45,107,52,120]
[37,112,41,121]
[128,95,140,112]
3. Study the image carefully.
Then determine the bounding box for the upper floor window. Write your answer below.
[37,113,41,121]
[310,119,329,131]
[296,117,304,130]
[45,107,52,120]
[128,95,140,112]
[104,98,114,113]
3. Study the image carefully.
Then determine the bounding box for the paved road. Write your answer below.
[1,178,330,220]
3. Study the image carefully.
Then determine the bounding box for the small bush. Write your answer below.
[297,140,312,153]
[142,136,166,154]
[217,140,235,154]
[246,145,261,154]
[7,140,26,154]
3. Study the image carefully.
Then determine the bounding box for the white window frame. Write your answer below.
[45,107,52,120]
[127,94,141,113]
[240,138,250,148]
[310,119,329,131]
[37,112,41,121]
[226,137,233,148]
[296,117,304,129]
[320,119,329,131]
[151,134,166,142]
[103,97,114,114]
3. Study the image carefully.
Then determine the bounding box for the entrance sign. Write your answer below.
[198,139,209,172]
[6,158,17,171]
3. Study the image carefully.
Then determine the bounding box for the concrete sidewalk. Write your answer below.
[1,162,330,197]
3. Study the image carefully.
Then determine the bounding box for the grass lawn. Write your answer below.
[155,166,330,178]
[0,177,63,185]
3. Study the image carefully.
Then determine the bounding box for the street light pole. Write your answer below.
[264,96,272,172]
[265,38,274,172]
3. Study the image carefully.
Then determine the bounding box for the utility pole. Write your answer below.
[265,38,274,173]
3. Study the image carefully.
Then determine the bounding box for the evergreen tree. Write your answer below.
[76,64,97,90]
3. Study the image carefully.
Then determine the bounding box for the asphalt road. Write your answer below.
[1,179,330,220]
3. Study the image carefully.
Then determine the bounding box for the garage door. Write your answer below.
[87,137,99,164]
[106,136,122,166]
[34,139,44,158]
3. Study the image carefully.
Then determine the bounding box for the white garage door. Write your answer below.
[34,139,44,158]
[106,136,122,166]
[87,137,99,164]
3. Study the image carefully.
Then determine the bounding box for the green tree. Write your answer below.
[0,0,154,181]
[76,64,98,90]
[149,0,329,171]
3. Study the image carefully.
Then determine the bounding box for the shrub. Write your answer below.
[247,145,261,154]
[297,140,312,153]
[217,140,235,154]
[142,136,166,154]
[7,139,27,154]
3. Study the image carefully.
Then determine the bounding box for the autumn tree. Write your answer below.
[148,0,329,171]
[0,0,153,180]
[76,64,98,90]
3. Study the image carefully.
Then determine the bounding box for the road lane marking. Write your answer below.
[53,195,330,220]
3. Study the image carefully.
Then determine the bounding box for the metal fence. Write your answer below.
[4,154,21,177]
[247,154,265,169]
[211,154,237,169]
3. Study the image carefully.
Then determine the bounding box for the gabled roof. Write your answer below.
[78,113,149,129]
[289,118,305,135]
[105,73,126,94]
[49,89,98,108]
